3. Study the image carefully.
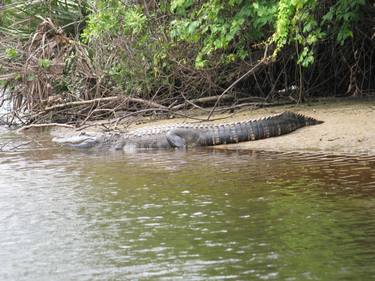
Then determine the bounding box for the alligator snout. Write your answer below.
[53,132,100,149]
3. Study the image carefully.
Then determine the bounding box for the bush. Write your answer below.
[1,0,374,124]
[81,0,373,102]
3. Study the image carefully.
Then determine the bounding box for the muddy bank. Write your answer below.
[49,98,375,155]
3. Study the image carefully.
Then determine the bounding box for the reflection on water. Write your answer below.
[1,128,375,281]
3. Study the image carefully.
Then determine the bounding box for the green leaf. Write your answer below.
[27,74,36,82]
[5,48,18,59]
[38,59,52,70]
[188,21,199,34]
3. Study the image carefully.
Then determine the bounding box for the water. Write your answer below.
[1,128,375,281]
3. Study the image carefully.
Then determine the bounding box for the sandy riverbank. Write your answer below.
[50,97,375,156]
[214,98,375,155]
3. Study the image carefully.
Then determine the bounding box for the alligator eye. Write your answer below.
[79,132,86,136]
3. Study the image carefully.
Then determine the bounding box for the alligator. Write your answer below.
[53,111,323,151]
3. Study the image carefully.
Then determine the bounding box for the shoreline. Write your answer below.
[48,97,375,156]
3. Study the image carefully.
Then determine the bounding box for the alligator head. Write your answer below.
[53,132,103,149]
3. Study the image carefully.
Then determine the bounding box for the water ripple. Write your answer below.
[1,130,375,280]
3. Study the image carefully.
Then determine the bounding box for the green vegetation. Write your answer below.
[0,0,374,124]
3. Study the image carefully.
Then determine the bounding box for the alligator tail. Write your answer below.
[197,111,323,146]
[292,112,324,126]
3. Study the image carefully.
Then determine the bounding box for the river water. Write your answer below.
[1,127,375,281]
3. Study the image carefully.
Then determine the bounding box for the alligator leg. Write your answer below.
[114,139,126,150]
[166,131,186,148]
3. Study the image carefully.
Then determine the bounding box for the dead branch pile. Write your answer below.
[0,19,275,127]
[0,19,167,126]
